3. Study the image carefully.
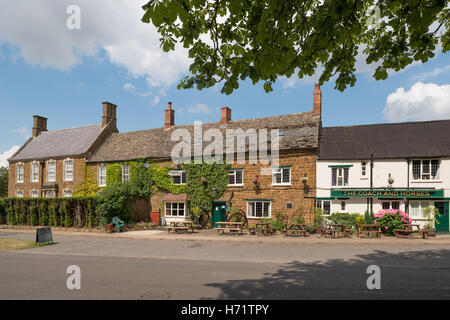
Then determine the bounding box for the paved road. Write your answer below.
[1,232,449,299]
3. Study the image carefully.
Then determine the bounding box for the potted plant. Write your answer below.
[252,176,259,184]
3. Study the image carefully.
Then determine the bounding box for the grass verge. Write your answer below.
[0,238,53,251]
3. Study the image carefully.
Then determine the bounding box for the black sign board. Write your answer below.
[36,227,53,244]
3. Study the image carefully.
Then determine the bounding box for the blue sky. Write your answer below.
[0,0,449,166]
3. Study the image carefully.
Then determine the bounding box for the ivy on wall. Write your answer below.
[106,163,122,185]
[73,166,100,197]
[184,161,231,221]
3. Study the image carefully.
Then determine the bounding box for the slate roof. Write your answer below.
[319,119,450,160]
[88,111,320,162]
[9,124,106,162]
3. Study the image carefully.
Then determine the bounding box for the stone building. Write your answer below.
[7,102,118,198]
[86,87,323,225]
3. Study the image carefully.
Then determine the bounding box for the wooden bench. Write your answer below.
[167,221,195,234]
[249,223,276,236]
[395,224,421,239]
[214,222,244,235]
[357,224,382,238]
[283,224,308,237]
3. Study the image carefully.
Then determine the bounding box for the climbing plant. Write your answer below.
[148,162,185,195]
[73,166,100,197]
[106,163,122,185]
[184,161,231,222]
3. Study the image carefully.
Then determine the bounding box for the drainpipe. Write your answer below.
[370,154,374,214]
[406,159,410,213]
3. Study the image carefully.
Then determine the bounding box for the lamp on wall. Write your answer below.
[211,186,217,198]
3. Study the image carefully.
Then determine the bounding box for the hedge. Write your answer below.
[0,197,98,228]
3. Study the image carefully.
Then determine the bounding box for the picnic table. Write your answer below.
[395,224,422,239]
[248,222,276,236]
[357,224,382,238]
[319,224,351,238]
[167,221,196,234]
[214,221,244,235]
[283,223,308,237]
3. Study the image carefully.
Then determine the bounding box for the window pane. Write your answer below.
[263,203,270,217]
[181,171,186,184]
[422,160,430,180]
[282,168,290,183]
[392,202,400,210]
[323,201,331,215]
[431,160,439,180]
[228,172,235,185]
[410,202,420,217]
[255,202,262,217]
[344,168,349,186]
[235,170,243,184]
[412,160,421,180]
[331,168,337,186]
[382,202,390,210]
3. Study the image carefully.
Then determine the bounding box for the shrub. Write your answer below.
[271,212,285,231]
[364,210,375,224]
[29,205,39,226]
[313,207,325,228]
[327,213,364,232]
[374,209,411,235]
[6,206,15,225]
[40,201,49,226]
[0,198,5,224]
[96,183,133,226]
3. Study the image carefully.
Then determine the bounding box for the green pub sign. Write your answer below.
[331,189,444,199]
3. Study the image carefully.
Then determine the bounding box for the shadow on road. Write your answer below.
[204,249,450,299]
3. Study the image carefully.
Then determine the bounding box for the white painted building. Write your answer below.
[316,120,450,231]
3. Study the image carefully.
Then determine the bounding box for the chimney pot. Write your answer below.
[102,101,117,128]
[32,115,48,137]
[220,106,232,125]
[165,102,175,129]
[313,84,322,117]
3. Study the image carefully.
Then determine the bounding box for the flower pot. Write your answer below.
[106,223,114,233]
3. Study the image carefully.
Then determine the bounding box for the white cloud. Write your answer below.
[0,0,190,88]
[0,146,20,168]
[11,126,30,139]
[151,95,160,106]
[188,104,213,114]
[383,82,450,122]
[412,65,450,81]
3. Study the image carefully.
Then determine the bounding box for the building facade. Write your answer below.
[317,121,450,231]
[7,102,118,198]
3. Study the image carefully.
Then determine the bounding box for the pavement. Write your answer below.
[1,230,450,299]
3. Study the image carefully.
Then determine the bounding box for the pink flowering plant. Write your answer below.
[374,209,412,235]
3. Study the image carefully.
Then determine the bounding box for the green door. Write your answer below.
[435,202,449,232]
[212,202,227,228]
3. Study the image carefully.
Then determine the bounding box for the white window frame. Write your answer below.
[64,189,73,198]
[165,201,188,217]
[332,167,349,187]
[361,161,368,178]
[98,165,107,187]
[45,190,55,198]
[246,201,271,219]
[316,200,331,215]
[272,167,291,186]
[412,159,440,181]
[63,159,74,182]
[31,162,40,183]
[30,189,39,198]
[169,170,186,185]
[16,163,24,183]
[228,169,244,186]
[122,164,130,183]
[47,160,56,182]
[409,201,432,218]
[16,190,24,198]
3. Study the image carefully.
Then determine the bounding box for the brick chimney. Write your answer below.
[313,84,322,117]
[220,106,231,125]
[102,102,117,128]
[32,115,48,137]
[165,102,175,129]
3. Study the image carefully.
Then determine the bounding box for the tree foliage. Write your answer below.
[0,167,8,197]
[141,0,449,93]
